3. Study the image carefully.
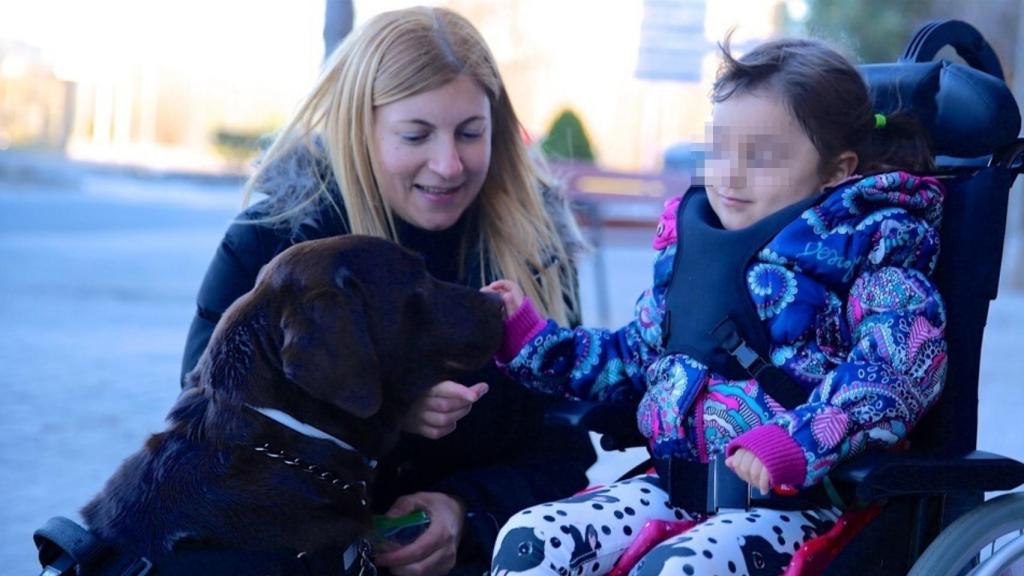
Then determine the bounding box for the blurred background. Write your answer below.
[1,0,1023,573]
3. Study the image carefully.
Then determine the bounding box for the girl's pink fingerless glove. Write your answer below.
[496,297,548,363]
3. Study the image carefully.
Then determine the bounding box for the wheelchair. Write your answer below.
[549,19,1024,576]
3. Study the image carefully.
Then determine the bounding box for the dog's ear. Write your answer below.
[279,289,383,418]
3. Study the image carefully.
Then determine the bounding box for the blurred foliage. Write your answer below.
[797,0,937,63]
[213,128,272,162]
[541,109,596,163]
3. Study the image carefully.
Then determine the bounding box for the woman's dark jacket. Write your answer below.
[179,149,596,569]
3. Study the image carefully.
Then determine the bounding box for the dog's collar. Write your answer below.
[245,404,378,469]
[251,441,370,507]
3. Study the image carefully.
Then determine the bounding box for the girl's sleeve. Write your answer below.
[728,223,947,488]
[499,198,683,404]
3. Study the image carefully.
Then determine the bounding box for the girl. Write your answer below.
[488,37,946,576]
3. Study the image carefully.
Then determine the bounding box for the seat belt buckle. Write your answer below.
[658,456,752,515]
[711,319,760,371]
[657,457,713,514]
[730,341,761,371]
[122,557,153,576]
[712,455,751,511]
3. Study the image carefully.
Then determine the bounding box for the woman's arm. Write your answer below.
[180,215,288,385]
[422,382,596,567]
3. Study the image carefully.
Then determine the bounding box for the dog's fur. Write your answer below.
[80,235,503,563]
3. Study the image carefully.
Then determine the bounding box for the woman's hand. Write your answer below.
[374,492,466,576]
[401,380,488,439]
[725,448,772,494]
[482,280,525,319]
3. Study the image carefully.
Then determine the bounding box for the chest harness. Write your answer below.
[655,188,844,513]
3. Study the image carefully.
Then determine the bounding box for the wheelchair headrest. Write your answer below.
[861,61,1022,158]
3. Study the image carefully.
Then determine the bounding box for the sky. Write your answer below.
[0,1,323,80]
[0,0,325,132]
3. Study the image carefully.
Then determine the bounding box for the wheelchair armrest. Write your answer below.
[832,450,1024,502]
[544,399,647,450]
[542,400,1024,499]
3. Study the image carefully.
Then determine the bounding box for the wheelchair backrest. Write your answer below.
[860,20,1023,456]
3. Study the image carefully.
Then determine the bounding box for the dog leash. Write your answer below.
[337,540,377,576]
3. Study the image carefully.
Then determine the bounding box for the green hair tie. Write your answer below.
[874,113,887,129]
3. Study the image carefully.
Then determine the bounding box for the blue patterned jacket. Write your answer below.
[501,172,947,487]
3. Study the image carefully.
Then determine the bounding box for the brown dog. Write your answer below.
[77,235,504,572]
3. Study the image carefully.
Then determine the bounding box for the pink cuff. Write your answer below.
[727,425,807,488]
[496,297,548,363]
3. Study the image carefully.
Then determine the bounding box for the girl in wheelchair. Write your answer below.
[485,36,948,576]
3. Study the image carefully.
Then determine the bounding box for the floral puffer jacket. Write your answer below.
[499,171,947,488]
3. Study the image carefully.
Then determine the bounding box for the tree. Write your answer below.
[796,0,936,63]
[541,109,596,163]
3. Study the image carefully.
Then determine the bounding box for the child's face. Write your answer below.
[704,90,824,230]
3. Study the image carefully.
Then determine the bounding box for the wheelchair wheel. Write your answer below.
[908,492,1024,576]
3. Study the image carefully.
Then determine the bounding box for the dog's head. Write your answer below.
[246,235,505,421]
[85,236,504,557]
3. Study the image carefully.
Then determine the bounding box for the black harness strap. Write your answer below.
[710,318,812,410]
[653,188,842,513]
[663,188,821,410]
[34,516,151,576]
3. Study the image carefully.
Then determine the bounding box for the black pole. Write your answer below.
[323,0,354,61]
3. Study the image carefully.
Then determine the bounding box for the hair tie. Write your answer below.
[874,113,887,129]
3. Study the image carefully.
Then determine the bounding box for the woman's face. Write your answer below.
[373,74,492,231]
[704,90,824,230]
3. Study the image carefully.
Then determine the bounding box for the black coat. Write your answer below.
[180,188,596,571]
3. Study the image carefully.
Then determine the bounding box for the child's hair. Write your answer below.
[712,36,935,176]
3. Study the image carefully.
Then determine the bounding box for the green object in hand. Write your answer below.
[372,511,431,550]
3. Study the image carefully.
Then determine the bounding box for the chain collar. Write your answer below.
[252,442,369,507]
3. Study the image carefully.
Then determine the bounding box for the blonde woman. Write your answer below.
[180,7,595,575]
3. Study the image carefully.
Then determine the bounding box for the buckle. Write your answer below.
[712,456,751,511]
[658,456,751,514]
[122,557,152,576]
[717,329,761,372]
[716,325,743,353]
[730,340,761,370]
[711,319,760,370]
[711,320,769,374]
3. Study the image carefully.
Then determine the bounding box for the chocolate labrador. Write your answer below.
[71,235,504,574]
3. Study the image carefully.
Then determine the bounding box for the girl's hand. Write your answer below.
[725,448,772,494]
[401,381,488,439]
[482,280,525,319]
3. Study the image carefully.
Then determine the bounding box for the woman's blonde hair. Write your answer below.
[244,6,581,325]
